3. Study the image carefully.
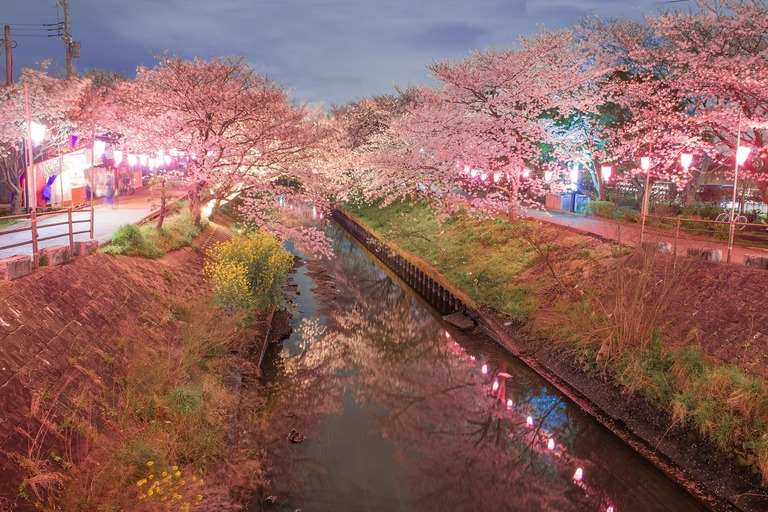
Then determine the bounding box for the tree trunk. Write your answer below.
[189,181,203,227]
[156,179,167,230]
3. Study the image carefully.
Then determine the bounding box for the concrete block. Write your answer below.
[40,245,72,266]
[74,239,99,256]
[744,254,768,270]
[686,247,722,262]
[0,255,32,281]
[641,241,672,254]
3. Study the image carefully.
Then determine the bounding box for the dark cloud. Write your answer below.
[4,0,667,106]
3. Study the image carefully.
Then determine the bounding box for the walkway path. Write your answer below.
[525,208,768,266]
[0,185,189,260]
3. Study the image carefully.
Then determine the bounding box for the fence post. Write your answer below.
[674,217,680,256]
[68,208,74,254]
[89,203,94,239]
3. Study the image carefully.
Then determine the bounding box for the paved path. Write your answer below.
[525,208,768,266]
[0,185,189,259]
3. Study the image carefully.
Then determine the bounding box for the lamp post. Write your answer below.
[569,164,579,213]
[726,121,751,263]
[639,156,652,244]
[23,84,46,267]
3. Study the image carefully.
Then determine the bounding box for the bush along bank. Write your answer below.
[341,200,768,511]
[1,224,294,511]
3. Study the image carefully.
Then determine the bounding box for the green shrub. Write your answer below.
[103,224,163,258]
[165,385,204,417]
[586,201,618,219]
[205,232,294,312]
[681,202,722,220]
[619,208,641,223]
[102,211,202,258]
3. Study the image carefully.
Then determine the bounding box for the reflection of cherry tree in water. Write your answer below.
[257,230,699,511]
[256,317,351,506]
[313,248,593,510]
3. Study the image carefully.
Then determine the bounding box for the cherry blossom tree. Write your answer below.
[0,66,89,213]
[386,27,607,221]
[645,0,768,208]
[105,55,335,253]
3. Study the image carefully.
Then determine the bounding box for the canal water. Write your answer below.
[249,225,708,512]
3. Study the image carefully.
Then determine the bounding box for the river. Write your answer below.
[247,224,708,512]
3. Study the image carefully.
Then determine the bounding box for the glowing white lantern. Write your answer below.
[127,154,138,166]
[93,140,106,158]
[736,146,751,166]
[113,150,123,164]
[30,122,46,145]
[547,438,555,450]
[573,468,583,481]
[569,166,579,184]
[139,154,148,166]
[680,153,693,169]
[526,416,534,427]
[601,165,612,181]
[640,156,651,172]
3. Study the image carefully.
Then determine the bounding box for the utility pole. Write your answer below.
[4,25,12,85]
[61,0,72,79]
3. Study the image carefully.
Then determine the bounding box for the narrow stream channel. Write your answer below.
[247,224,709,512]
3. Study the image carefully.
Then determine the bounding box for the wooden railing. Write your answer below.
[0,206,93,267]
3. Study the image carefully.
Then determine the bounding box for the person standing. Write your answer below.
[105,176,115,209]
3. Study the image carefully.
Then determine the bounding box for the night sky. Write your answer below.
[4,0,680,107]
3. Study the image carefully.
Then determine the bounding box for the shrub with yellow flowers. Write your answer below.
[136,461,204,511]
[204,232,293,312]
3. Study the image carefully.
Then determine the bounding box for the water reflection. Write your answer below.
[250,226,707,512]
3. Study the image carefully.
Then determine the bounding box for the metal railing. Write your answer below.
[0,206,94,268]
[641,213,768,260]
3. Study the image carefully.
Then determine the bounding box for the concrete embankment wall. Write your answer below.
[0,224,229,502]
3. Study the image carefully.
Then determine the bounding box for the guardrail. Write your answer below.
[643,214,768,257]
[0,206,94,268]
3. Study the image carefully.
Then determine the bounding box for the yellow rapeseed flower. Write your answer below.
[146,460,154,467]
[136,478,147,487]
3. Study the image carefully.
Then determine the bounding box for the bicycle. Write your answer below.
[118,180,135,196]
[715,209,747,230]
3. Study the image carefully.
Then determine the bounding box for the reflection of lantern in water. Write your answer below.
[573,468,583,481]
[506,399,513,410]
[492,380,499,392]
[481,364,488,375]
[547,438,555,450]
[526,416,534,427]
[312,205,317,218]
[470,355,476,361]
[606,507,614,512]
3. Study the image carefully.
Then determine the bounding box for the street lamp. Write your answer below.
[640,156,652,244]
[726,142,751,263]
[569,164,579,213]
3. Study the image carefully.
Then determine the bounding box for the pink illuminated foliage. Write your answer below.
[0,66,90,213]
[105,55,336,255]
[644,0,768,204]
[352,28,609,220]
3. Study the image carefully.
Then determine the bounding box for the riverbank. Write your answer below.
[0,220,277,510]
[337,203,768,512]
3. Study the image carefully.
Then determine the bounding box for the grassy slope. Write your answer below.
[346,200,768,486]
